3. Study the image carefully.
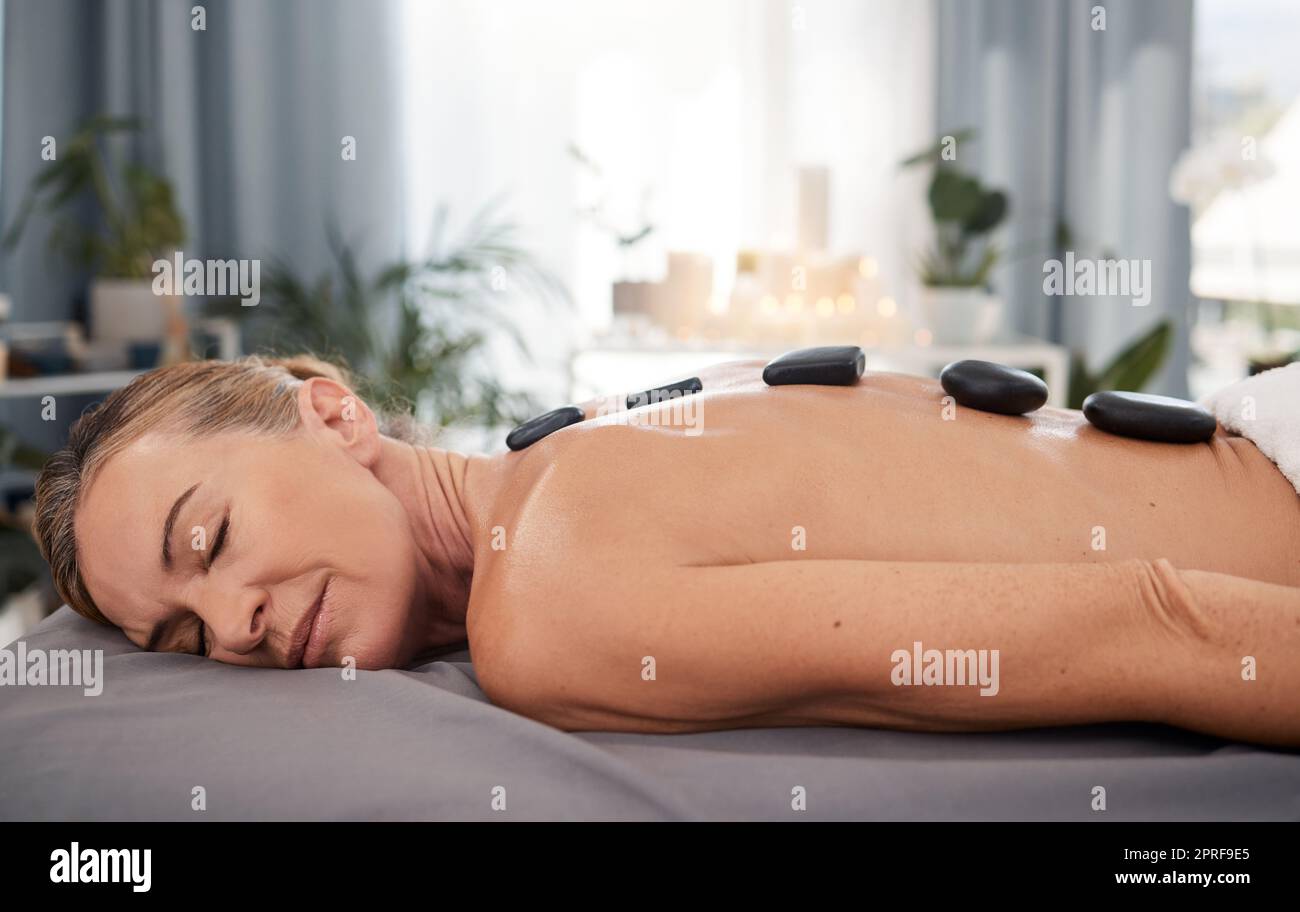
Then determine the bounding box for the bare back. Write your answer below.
[460,361,1300,743]
[478,360,1300,589]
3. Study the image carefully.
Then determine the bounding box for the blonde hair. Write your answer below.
[33,354,422,626]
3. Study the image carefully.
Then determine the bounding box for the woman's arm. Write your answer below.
[489,557,1300,746]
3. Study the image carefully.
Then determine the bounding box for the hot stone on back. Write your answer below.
[1082,391,1217,444]
[939,360,1049,416]
[627,376,703,410]
[762,346,866,386]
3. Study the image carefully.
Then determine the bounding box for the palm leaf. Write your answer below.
[1096,320,1172,393]
[899,128,978,168]
[1067,320,1173,408]
[210,203,568,429]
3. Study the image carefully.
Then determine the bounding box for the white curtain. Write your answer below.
[0,0,406,456]
[0,0,406,315]
[937,0,1195,396]
[399,0,935,401]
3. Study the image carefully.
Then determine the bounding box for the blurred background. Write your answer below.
[1,0,1297,638]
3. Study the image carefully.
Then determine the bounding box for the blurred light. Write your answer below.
[914,328,933,347]
[860,328,879,347]
[858,256,879,279]
[785,294,804,313]
[759,294,779,314]
[815,296,835,317]
[836,294,856,314]
[676,325,692,340]
[707,294,728,316]
[876,296,897,318]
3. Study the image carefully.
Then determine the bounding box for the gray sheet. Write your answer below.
[2,607,1298,820]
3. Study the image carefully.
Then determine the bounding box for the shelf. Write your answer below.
[0,317,241,400]
[571,335,1072,407]
[0,370,144,399]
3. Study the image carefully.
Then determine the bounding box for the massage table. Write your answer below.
[2,606,1297,820]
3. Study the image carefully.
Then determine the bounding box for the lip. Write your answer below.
[287,576,331,669]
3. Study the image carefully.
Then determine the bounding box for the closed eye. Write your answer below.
[193,508,229,656]
[206,511,230,569]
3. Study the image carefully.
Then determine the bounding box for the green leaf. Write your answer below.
[928,169,982,223]
[1053,219,1074,251]
[1067,353,1098,410]
[963,189,1007,236]
[0,424,49,471]
[1096,320,1172,393]
[212,204,569,428]
[1066,321,1173,408]
[1,115,186,275]
[899,128,978,168]
[966,243,1001,287]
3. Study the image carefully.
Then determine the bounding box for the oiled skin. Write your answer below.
[477,360,1299,585]
[461,361,1300,739]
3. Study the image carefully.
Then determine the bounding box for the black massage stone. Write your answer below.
[505,405,585,451]
[1082,391,1217,444]
[939,359,1049,416]
[627,376,703,410]
[763,345,866,386]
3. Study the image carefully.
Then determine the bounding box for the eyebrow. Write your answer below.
[161,482,201,572]
[147,482,201,653]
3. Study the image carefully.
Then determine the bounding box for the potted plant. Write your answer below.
[3,115,187,368]
[901,131,1009,344]
[205,203,569,435]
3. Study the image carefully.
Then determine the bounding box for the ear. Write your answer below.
[295,377,382,467]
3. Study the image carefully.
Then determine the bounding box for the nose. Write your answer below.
[196,581,268,656]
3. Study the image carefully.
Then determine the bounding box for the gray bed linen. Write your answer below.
[2,607,1298,821]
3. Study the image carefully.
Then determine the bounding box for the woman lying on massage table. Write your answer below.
[32,354,1300,747]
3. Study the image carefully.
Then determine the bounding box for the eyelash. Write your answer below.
[206,514,230,568]
[194,512,230,656]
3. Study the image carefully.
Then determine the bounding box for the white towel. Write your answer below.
[1199,362,1300,494]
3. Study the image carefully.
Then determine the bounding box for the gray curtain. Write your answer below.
[0,0,405,324]
[936,0,1193,397]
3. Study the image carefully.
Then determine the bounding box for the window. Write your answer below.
[1186,0,1300,395]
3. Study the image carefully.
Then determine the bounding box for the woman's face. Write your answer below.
[76,383,427,670]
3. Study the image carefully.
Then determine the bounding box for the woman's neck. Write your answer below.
[374,436,502,650]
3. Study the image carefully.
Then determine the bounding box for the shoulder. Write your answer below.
[464,432,657,726]
[465,358,768,723]
[466,551,644,729]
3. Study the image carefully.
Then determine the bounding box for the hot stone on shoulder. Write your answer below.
[505,406,585,451]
